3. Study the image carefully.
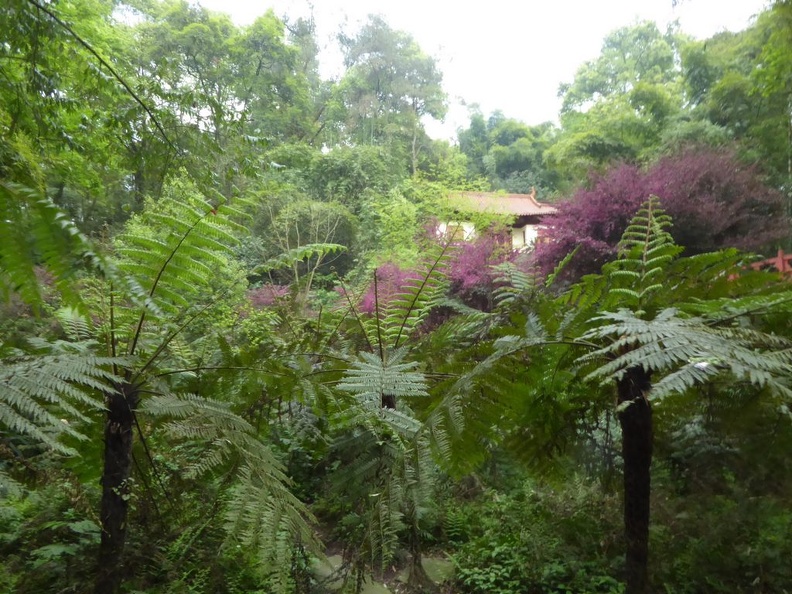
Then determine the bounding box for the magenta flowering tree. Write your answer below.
[447,229,515,310]
[358,227,516,316]
[358,262,422,314]
[534,147,789,281]
[248,284,291,308]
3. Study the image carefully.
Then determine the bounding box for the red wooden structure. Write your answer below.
[749,249,792,277]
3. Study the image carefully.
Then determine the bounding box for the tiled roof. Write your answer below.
[449,191,557,217]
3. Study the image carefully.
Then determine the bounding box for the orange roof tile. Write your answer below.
[449,191,557,217]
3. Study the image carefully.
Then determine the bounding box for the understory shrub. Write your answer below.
[451,478,623,594]
[650,488,792,592]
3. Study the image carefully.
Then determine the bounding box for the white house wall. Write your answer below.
[441,221,542,251]
[511,225,539,250]
[438,221,476,241]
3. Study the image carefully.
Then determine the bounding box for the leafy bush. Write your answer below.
[451,478,623,594]
[0,479,101,593]
[650,494,792,593]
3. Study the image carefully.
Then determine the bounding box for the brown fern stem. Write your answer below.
[617,366,653,594]
[95,382,139,594]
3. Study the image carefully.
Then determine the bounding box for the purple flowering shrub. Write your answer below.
[248,284,291,308]
[358,226,520,316]
[534,147,788,281]
[447,228,517,309]
[358,263,422,314]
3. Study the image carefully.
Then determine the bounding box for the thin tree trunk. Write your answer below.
[133,166,145,210]
[411,124,419,178]
[95,383,139,594]
[617,366,653,594]
[407,515,434,591]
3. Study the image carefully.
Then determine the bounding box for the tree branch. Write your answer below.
[25,0,177,152]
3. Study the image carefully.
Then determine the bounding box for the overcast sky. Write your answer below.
[197,0,770,140]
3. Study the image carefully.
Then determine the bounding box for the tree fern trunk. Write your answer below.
[617,366,653,594]
[407,517,434,591]
[95,383,139,594]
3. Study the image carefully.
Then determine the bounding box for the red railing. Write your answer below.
[749,249,792,277]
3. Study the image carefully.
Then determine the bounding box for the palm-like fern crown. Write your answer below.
[338,347,428,411]
[110,178,250,362]
[606,195,682,316]
[575,196,792,401]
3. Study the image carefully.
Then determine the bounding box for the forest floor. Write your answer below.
[312,551,454,593]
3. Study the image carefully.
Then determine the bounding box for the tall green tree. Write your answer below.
[679,4,791,196]
[549,22,687,182]
[457,108,558,192]
[0,0,173,230]
[329,16,446,175]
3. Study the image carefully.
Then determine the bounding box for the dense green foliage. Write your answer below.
[2,1,792,593]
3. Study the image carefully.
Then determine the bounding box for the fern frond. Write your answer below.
[605,195,682,313]
[0,347,115,454]
[0,468,24,498]
[142,390,319,590]
[422,336,527,474]
[254,243,347,274]
[545,245,580,289]
[491,261,537,307]
[113,179,247,357]
[337,347,429,409]
[224,463,321,593]
[424,305,492,354]
[0,180,121,311]
[580,308,792,400]
[381,242,453,349]
[54,307,94,342]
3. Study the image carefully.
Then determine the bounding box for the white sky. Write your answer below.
[197,0,770,140]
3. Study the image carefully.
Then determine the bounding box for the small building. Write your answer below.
[443,189,557,250]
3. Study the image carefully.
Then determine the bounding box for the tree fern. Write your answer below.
[580,308,792,401]
[328,314,441,584]
[577,196,792,397]
[83,177,322,594]
[570,197,792,594]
